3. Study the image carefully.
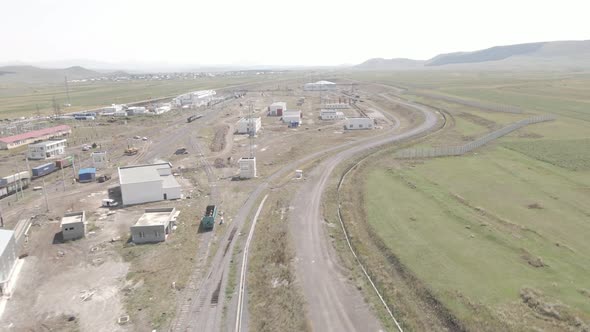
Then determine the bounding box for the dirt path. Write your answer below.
[289,99,438,331]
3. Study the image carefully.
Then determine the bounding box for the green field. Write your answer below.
[341,71,590,330]
[0,74,288,118]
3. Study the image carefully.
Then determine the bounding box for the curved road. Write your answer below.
[289,99,438,332]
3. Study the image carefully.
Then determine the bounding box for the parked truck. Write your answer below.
[200,205,217,230]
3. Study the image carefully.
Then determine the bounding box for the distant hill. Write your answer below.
[356,58,425,70]
[0,65,101,83]
[356,40,590,70]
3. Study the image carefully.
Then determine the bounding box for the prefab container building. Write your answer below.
[238,157,257,179]
[236,117,262,135]
[268,102,287,116]
[320,109,345,120]
[282,110,302,124]
[78,168,96,183]
[32,162,56,178]
[91,151,108,169]
[130,208,177,244]
[61,211,86,241]
[0,229,17,294]
[345,117,374,130]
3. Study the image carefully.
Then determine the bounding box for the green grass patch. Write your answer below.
[504,138,590,171]
[363,146,590,330]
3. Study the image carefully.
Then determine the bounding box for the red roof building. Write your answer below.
[0,125,72,150]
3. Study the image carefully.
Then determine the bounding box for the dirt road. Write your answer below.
[289,99,438,332]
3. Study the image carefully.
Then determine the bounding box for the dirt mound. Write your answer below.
[210,125,228,152]
[520,249,547,268]
[520,288,588,330]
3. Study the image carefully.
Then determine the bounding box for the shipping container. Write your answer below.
[32,163,56,178]
[78,168,96,183]
[55,156,73,169]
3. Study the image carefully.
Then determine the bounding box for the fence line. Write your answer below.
[396,114,556,159]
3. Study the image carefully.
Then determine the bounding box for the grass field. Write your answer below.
[0,75,285,118]
[337,71,590,330]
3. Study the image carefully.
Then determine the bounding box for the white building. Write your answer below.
[0,229,16,294]
[268,102,287,116]
[91,151,108,169]
[27,139,67,160]
[130,208,177,244]
[236,117,262,135]
[154,105,171,114]
[323,103,350,109]
[238,157,257,179]
[102,104,124,113]
[61,211,86,241]
[127,106,147,115]
[345,117,374,130]
[118,162,181,205]
[173,90,216,108]
[304,80,337,91]
[282,110,302,124]
[320,109,345,120]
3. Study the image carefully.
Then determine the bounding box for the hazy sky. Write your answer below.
[2,0,589,66]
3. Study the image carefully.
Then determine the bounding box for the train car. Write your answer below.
[55,156,73,169]
[0,171,31,198]
[200,205,217,230]
[32,162,57,178]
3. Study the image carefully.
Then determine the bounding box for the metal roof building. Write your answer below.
[0,125,71,150]
[303,80,337,91]
[118,162,181,205]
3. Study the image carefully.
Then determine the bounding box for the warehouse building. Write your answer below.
[0,125,71,150]
[130,208,178,244]
[118,162,181,205]
[345,117,374,130]
[268,102,287,116]
[238,157,257,179]
[236,117,262,135]
[61,211,86,241]
[173,90,216,108]
[127,106,147,115]
[320,109,345,120]
[303,80,337,91]
[0,229,17,294]
[282,110,302,124]
[27,139,67,160]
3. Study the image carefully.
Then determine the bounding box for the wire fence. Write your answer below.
[412,91,524,114]
[396,114,556,159]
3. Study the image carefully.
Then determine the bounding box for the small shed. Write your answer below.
[131,208,177,244]
[282,110,302,124]
[78,168,96,183]
[61,211,86,241]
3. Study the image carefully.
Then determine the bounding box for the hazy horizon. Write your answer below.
[2,0,589,68]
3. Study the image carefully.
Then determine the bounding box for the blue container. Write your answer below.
[78,168,96,183]
[32,163,56,177]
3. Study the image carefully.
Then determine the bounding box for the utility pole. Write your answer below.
[61,163,66,192]
[35,104,41,118]
[64,76,71,106]
[42,178,49,212]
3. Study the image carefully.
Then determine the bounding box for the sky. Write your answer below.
[1,0,589,68]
